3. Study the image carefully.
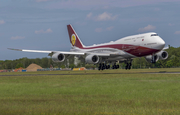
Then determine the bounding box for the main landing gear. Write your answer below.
[125,59,132,70]
[151,53,157,64]
[98,63,119,70]
[125,62,131,70]
[98,63,110,70]
[112,63,119,69]
[98,59,132,71]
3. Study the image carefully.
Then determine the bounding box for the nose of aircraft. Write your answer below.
[157,37,165,49]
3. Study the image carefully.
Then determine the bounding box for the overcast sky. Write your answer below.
[1,0,180,60]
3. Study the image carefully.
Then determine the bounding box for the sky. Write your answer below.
[0,0,180,60]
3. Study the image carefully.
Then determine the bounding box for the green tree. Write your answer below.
[69,64,75,69]
[166,60,173,68]
[41,57,49,68]
[15,63,24,68]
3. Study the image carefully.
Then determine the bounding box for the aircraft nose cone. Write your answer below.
[158,37,165,49]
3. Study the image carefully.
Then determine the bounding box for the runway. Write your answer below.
[1,71,180,76]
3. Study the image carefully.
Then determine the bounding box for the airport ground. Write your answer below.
[0,68,180,115]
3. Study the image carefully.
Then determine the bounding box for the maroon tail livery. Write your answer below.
[67,24,84,49]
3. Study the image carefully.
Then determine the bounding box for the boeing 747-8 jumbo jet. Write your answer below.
[9,24,168,70]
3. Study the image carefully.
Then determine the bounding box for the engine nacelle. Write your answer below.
[85,55,99,64]
[52,53,65,62]
[156,51,168,60]
[145,54,159,63]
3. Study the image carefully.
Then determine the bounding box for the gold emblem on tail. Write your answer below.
[71,34,76,46]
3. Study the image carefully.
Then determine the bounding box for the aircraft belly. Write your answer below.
[104,53,135,61]
[105,56,124,61]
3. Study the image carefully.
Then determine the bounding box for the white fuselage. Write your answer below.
[70,32,165,61]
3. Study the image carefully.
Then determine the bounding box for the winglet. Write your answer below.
[8,48,22,51]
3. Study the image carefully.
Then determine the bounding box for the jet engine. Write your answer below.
[85,55,99,64]
[52,53,65,62]
[145,54,159,63]
[156,51,168,60]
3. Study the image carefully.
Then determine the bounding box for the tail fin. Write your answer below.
[67,24,84,49]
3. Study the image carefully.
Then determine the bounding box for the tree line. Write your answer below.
[0,46,180,70]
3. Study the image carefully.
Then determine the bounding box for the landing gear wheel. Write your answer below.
[112,64,117,69]
[125,65,128,70]
[128,63,131,70]
[125,61,132,70]
[108,65,110,69]
[117,65,119,69]
[98,63,102,71]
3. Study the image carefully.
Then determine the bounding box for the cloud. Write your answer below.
[35,28,53,34]
[86,12,117,21]
[95,26,114,32]
[138,25,156,32]
[0,20,5,25]
[106,26,114,31]
[86,12,93,18]
[175,31,180,35]
[11,36,25,40]
[168,23,173,26]
[95,28,103,32]
[96,12,117,21]
[168,23,172,26]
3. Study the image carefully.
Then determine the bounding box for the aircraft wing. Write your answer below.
[86,50,126,56]
[163,47,169,50]
[8,48,85,56]
[8,48,124,57]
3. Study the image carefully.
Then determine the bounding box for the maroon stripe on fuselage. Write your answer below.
[80,44,159,57]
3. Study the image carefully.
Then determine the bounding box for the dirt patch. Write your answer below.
[26,63,42,72]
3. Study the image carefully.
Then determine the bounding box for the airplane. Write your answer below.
[8,24,168,70]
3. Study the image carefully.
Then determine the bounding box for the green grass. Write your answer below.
[0,69,180,114]
[1,68,180,75]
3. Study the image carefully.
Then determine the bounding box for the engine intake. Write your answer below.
[85,55,99,64]
[156,51,168,60]
[52,53,65,62]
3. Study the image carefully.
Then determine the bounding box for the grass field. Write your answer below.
[0,68,180,115]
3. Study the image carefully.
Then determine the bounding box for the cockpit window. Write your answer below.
[151,34,158,36]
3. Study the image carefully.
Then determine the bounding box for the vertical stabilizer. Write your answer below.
[67,24,84,49]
